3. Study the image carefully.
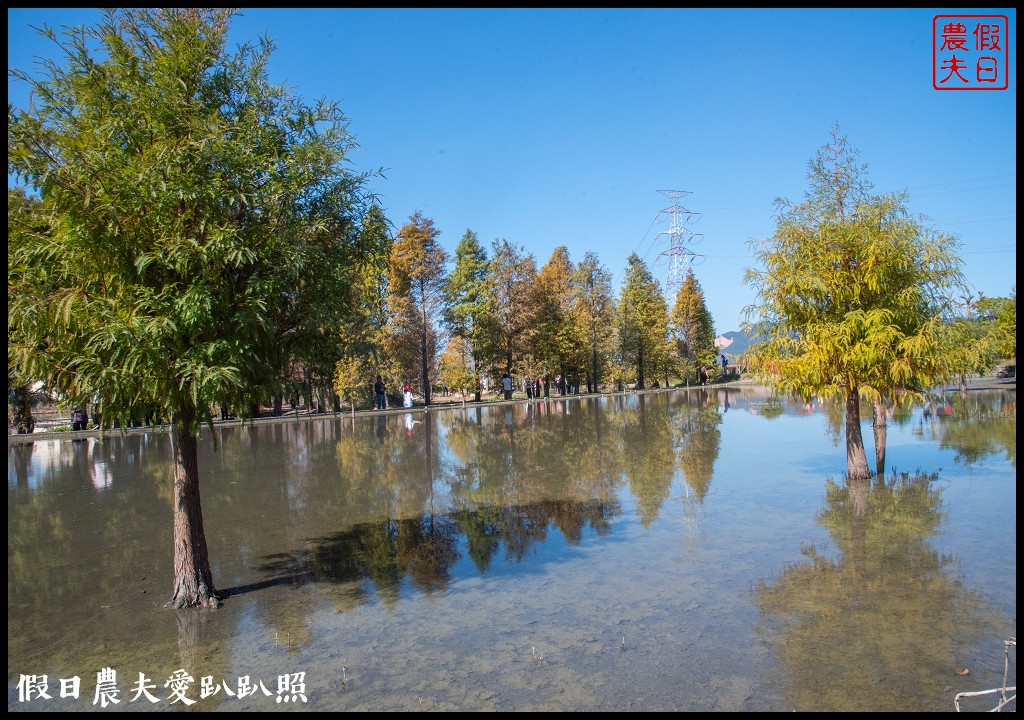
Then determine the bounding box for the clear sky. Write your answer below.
[8,8,1017,333]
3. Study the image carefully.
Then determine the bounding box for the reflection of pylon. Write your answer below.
[656,189,703,296]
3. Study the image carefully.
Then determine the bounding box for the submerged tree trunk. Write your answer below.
[167,406,220,609]
[872,399,888,478]
[844,386,871,480]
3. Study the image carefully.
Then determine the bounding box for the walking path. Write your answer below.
[9,368,1015,443]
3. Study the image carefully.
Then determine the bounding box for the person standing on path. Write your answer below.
[502,371,513,400]
[374,375,387,410]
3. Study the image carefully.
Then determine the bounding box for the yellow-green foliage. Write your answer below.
[334,354,371,413]
[743,126,969,478]
[744,126,967,405]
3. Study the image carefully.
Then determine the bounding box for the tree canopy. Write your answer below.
[672,268,717,381]
[618,253,668,390]
[743,125,968,479]
[443,229,492,398]
[8,8,374,606]
[388,211,447,404]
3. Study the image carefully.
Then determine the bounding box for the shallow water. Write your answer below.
[8,387,1016,711]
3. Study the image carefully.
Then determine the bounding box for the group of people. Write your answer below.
[525,376,545,399]
[374,375,417,410]
[504,373,570,400]
[699,355,730,387]
[375,358,733,408]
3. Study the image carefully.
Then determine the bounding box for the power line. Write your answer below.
[904,172,1015,192]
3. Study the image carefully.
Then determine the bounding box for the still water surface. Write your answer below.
[8,387,1016,711]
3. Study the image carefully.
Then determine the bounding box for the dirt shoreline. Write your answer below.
[8,370,1015,444]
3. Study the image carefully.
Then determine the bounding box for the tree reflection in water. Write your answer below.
[754,470,997,712]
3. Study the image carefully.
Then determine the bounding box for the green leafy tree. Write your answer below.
[934,309,1001,394]
[671,268,717,384]
[334,353,371,415]
[389,212,448,405]
[617,253,668,390]
[743,126,967,479]
[325,204,394,410]
[347,206,394,366]
[996,288,1016,359]
[7,188,48,434]
[534,247,583,389]
[487,238,539,376]
[650,292,675,388]
[8,9,373,607]
[572,252,616,392]
[381,277,421,400]
[437,335,475,405]
[975,290,1016,361]
[443,229,492,400]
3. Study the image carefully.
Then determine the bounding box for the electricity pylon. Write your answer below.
[655,189,703,297]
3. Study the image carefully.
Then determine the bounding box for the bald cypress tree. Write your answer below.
[444,229,492,400]
[618,254,668,390]
[389,212,448,405]
[572,251,616,392]
[488,238,539,375]
[743,125,966,480]
[535,246,582,387]
[672,269,717,383]
[8,9,373,607]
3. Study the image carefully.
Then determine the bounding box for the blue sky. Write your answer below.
[8,8,1016,333]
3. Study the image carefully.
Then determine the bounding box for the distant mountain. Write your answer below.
[714,328,758,356]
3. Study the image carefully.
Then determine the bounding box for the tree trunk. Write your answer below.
[9,383,35,434]
[167,406,220,608]
[420,302,431,405]
[636,344,645,390]
[872,399,887,479]
[844,386,871,480]
[505,338,513,381]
